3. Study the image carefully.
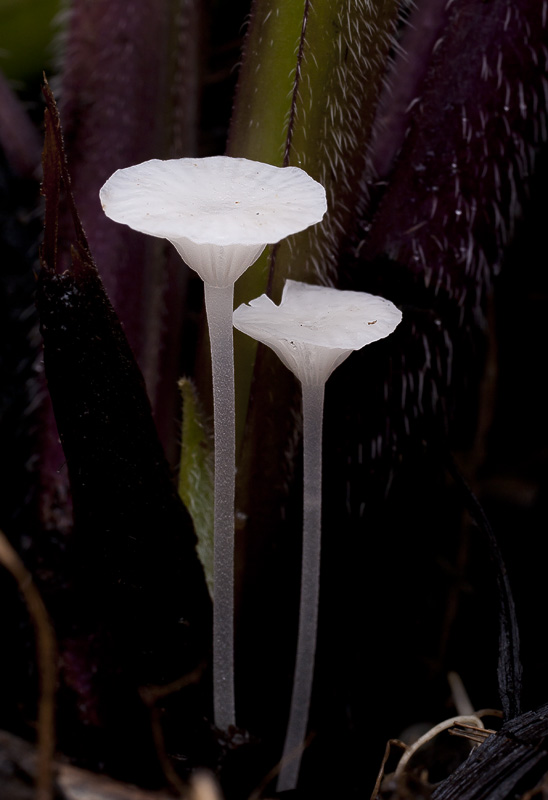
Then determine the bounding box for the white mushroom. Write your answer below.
[234,280,402,789]
[100,158,326,731]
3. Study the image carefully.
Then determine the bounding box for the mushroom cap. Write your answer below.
[99,156,327,247]
[234,280,402,349]
[233,280,402,384]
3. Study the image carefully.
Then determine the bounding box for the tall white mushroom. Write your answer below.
[99,157,326,731]
[233,280,402,789]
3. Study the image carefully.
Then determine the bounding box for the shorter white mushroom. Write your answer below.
[233,280,402,789]
[100,158,326,732]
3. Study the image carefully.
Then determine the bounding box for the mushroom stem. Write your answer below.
[204,281,236,731]
[277,380,325,792]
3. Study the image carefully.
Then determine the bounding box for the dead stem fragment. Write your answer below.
[0,531,57,800]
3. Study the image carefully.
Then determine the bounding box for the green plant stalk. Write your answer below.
[227,0,309,452]
[225,2,400,706]
[184,0,400,735]
[178,378,214,599]
[228,0,400,454]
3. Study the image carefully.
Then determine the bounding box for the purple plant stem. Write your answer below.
[368,0,450,180]
[57,0,201,461]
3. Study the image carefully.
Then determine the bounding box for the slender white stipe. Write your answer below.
[100,159,326,731]
[234,280,401,787]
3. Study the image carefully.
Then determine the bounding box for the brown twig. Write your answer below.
[448,721,495,745]
[394,715,483,780]
[0,729,175,800]
[369,738,407,800]
[0,531,57,800]
[247,732,316,800]
[139,662,206,796]
[139,661,206,705]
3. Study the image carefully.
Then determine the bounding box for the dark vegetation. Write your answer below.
[0,1,547,798]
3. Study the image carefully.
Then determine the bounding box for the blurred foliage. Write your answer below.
[0,0,61,83]
[178,378,214,600]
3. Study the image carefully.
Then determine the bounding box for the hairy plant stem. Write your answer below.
[204,282,236,731]
[277,381,325,791]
